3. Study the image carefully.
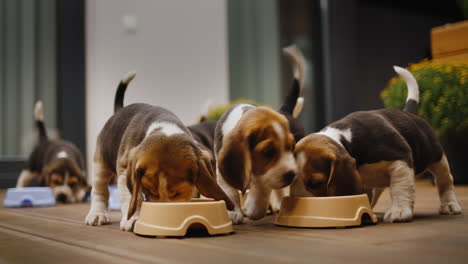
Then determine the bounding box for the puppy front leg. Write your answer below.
[85,162,111,226]
[371,188,385,208]
[118,173,141,232]
[217,168,244,224]
[428,154,461,215]
[384,161,415,223]
[244,178,272,220]
[270,187,289,213]
[16,169,36,187]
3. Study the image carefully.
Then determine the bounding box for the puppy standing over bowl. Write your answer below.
[291,66,462,223]
[215,45,306,224]
[16,101,89,203]
[85,72,233,231]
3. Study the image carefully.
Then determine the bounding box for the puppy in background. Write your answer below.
[292,66,462,223]
[215,45,306,224]
[85,72,233,231]
[188,119,217,155]
[16,101,89,203]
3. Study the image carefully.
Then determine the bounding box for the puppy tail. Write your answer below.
[281,45,306,118]
[393,66,419,115]
[199,99,214,122]
[34,101,48,142]
[114,71,136,113]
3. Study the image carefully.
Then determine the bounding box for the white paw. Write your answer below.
[228,210,245,224]
[270,201,281,214]
[384,205,413,223]
[120,215,139,232]
[244,201,267,220]
[439,201,462,215]
[85,210,111,226]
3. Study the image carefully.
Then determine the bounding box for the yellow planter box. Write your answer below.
[431,20,468,63]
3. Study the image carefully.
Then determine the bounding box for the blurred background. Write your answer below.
[0,0,466,187]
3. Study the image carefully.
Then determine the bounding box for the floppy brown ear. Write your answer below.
[217,132,251,192]
[329,154,362,196]
[196,150,234,210]
[66,159,87,186]
[127,156,143,220]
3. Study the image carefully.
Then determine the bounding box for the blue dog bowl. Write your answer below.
[108,185,121,210]
[3,187,56,208]
[85,184,121,210]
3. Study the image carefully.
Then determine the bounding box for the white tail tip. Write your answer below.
[201,99,214,118]
[122,71,136,85]
[393,66,419,103]
[34,101,44,121]
[292,97,304,118]
[283,44,306,90]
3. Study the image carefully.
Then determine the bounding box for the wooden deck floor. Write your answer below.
[1,180,467,264]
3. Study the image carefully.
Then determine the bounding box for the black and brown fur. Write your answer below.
[85,72,233,231]
[292,66,461,223]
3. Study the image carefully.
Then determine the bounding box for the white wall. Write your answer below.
[86,0,228,180]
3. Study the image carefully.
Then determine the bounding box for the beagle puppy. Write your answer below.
[215,45,306,224]
[16,101,89,203]
[188,120,217,154]
[291,66,462,223]
[85,72,233,231]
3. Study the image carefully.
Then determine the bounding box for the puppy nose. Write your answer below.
[283,171,296,183]
[56,193,67,203]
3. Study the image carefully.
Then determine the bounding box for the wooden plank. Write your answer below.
[431,20,468,58]
[0,227,132,264]
[1,181,468,263]
[433,52,468,63]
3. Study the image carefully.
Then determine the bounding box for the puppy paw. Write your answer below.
[85,211,111,226]
[228,210,245,224]
[244,203,267,220]
[439,201,462,215]
[269,201,281,214]
[384,206,413,223]
[120,215,139,232]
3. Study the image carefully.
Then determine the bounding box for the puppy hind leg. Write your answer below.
[427,154,461,215]
[384,161,415,223]
[16,170,36,187]
[217,169,244,224]
[85,161,112,226]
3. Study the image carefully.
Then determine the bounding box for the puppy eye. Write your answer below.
[69,182,77,188]
[262,146,276,158]
[53,180,62,185]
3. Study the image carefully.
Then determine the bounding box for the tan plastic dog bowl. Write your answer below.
[275,194,378,228]
[134,199,233,237]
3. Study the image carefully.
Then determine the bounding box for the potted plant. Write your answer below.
[201,99,261,121]
[381,60,468,184]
